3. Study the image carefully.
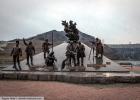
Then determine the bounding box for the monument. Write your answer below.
[2,21,139,84]
[2,20,129,72]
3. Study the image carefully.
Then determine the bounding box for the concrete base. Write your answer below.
[0,71,140,84]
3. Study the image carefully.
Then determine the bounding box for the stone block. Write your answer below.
[39,74,49,81]
[3,73,18,79]
[28,74,39,81]
[17,73,28,80]
[0,73,3,79]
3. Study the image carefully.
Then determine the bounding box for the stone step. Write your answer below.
[0,71,140,84]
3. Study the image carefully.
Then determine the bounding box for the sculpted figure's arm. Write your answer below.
[23,38,28,46]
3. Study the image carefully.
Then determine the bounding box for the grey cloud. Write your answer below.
[0,0,140,44]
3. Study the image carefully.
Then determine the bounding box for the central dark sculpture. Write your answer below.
[61,20,83,71]
[62,20,79,42]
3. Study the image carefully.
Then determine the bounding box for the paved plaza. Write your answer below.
[0,81,139,100]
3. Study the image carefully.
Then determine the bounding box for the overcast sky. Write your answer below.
[0,0,140,44]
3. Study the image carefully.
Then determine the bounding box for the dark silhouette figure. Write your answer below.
[66,41,76,66]
[45,51,57,67]
[11,40,22,71]
[76,42,85,66]
[42,39,52,59]
[23,38,35,66]
[96,39,104,59]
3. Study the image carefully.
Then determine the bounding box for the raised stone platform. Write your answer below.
[2,43,129,72]
[1,43,135,83]
[0,71,140,84]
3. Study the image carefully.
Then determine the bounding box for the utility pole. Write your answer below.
[52,32,54,52]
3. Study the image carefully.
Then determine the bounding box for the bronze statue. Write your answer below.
[42,39,52,59]
[23,38,35,66]
[11,40,22,71]
[45,52,57,65]
[76,42,85,66]
[61,41,76,70]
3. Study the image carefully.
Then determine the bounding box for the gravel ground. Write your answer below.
[0,81,140,100]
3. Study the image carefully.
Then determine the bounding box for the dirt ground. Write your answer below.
[0,80,139,100]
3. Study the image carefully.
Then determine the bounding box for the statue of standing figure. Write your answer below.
[89,38,104,64]
[62,20,79,42]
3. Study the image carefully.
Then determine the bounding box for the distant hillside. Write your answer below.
[27,30,96,45]
[28,30,67,42]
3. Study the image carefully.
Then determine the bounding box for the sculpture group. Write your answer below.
[10,20,104,71]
